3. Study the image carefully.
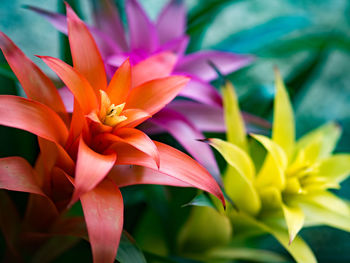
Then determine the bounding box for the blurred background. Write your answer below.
[1,0,350,262]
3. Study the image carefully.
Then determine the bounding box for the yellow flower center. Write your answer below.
[99,90,127,127]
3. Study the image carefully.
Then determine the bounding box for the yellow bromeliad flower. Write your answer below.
[178,70,350,263]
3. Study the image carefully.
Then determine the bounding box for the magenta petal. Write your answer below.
[179,78,222,107]
[80,179,123,263]
[126,0,159,52]
[92,0,128,51]
[156,0,186,45]
[158,36,189,57]
[175,51,254,81]
[150,108,221,183]
[168,101,226,132]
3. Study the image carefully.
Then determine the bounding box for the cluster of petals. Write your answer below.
[0,3,225,263]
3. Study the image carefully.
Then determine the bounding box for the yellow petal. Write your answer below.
[295,122,341,159]
[177,206,232,253]
[231,212,317,263]
[282,204,304,244]
[316,154,350,185]
[209,138,255,180]
[296,192,350,232]
[209,138,261,215]
[251,134,287,190]
[222,81,247,151]
[272,68,295,158]
[259,186,282,209]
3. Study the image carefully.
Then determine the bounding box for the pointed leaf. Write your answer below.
[126,76,189,115]
[0,32,66,117]
[107,59,131,105]
[272,69,295,157]
[317,154,350,185]
[40,56,98,114]
[156,0,186,45]
[116,232,147,263]
[282,204,304,243]
[131,52,177,88]
[0,95,68,145]
[80,179,123,263]
[71,137,116,204]
[222,81,247,150]
[175,51,253,81]
[113,141,225,206]
[66,3,107,94]
[126,0,158,52]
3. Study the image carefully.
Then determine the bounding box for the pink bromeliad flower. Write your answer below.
[28,0,264,181]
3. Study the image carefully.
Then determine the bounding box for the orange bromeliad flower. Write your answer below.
[0,4,224,263]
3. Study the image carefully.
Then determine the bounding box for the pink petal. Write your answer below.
[175,51,253,81]
[150,108,221,182]
[58,86,74,113]
[70,137,117,205]
[0,157,44,196]
[0,95,68,146]
[156,0,186,45]
[80,179,123,263]
[0,32,67,117]
[179,78,222,107]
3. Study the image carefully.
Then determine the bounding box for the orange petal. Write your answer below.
[0,32,67,119]
[107,58,131,105]
[109,165,191,188]
[66,3,107,94]
[80,179,123,263]
[115,109,151,129]
[39,56,98,114]
[126,76,189,115]
[70,137,117,205]
[114,141,225,206]
[132,51,177,88]
[0,157,45,196]
[0,95,68,146]
[113,128,160,167]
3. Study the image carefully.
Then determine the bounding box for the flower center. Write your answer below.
[99,90,127,127]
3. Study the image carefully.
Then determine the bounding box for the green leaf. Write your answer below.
[116,231,147,263]
[182,192,216,209]
[0,63,16,80]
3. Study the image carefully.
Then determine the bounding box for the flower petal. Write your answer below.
[168,101,225,132]
[0,32,67,117]
[132,52,177,88]
[115,109,151,129]
[92,0,128,51]
[208,138,260,215]
[66,3,107,94]
[113,141,225,206]
[80,179,123,263]
[281,204,304,244]
[126,76,189,115]
[272,69,295,157]
[222,81,247,151]
[156,0,186,45]
[0,157,44,196]
[151,108,220,182]
[295,122,341,159]
[0,95,68,145]
[126,0,158,52]
[316,154,350,185]
[40,56,98,114]
[114,128,159,167]
[175,51,253,81]
[179,78,222,107]
[107,59,131,105]
[109,165,191,188]
[70,137,117,205]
